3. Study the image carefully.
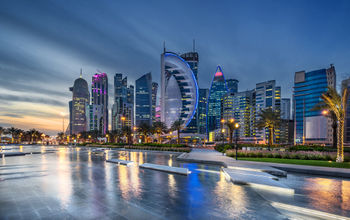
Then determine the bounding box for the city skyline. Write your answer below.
[1,0,350,135]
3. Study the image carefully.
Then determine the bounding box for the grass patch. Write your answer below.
[238,157,350,169]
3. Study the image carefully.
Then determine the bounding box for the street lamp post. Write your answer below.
[234,123,240,160]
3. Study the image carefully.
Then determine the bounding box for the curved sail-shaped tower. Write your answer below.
[207,66,228,134]
[161,52,198,129]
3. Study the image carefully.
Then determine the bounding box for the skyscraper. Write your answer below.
[112,73,134,131]
[207,66,228,135]
[293,65,336,144]
[254,80,281,143]
[151,82,158,123]
[281,98,291,120]
[181,51,199,133]
[222,90,254,138]
[91,72,108,134]
[226,79,239,93]
[161,51,198,129]
[69,72,90,135]
[136,72,152,126]
[198,88,209,134]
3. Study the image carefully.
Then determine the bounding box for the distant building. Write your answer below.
[86,104,103,132]
[222,90,254,138]
[254,80,281,143]
[293,65,336,144]
[91,72,108,134]
[112,73,134,131]
[69,72,90,135]
[226,79,239,93]
[197,88,209,134]
[136,72,153,127]
[207,66,228,135]
[161,51,198,129]
[151,82,158,123]
[281,98,291,120]
[342,78,350,143]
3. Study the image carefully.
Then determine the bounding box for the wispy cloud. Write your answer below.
[0,94,66,107]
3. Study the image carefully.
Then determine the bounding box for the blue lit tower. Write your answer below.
[161,51,198,129]
[91,72,108,134]
[207,66,228,134]
[136,72,153,127]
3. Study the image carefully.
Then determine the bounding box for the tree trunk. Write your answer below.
[177,129,180,144]
[332,121,337,148]
[336,120,344,162]
[229,129,233,144]
[268,127,273,150]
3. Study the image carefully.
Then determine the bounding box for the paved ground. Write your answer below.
[178,149,350,178]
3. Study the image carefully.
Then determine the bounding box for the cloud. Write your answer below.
[1,113,23,118]
[0,94,66,107]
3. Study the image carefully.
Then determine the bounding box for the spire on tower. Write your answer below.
[163,41,166,53]
[80,68,82,78]
[193,39,196,52]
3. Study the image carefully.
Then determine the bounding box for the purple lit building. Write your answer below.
[91,73,108,134]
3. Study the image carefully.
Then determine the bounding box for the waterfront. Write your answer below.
[0,145,349,219]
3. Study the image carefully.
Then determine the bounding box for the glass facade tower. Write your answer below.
[91,73,108,134]
[136,72,153,127]
[207,66,228,135]
[293,65,336,144]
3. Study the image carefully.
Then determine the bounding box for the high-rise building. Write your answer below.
[181,51,199,133]
[86,104,103,132]
[207,66,228,135]
[293,65,336,144]
[69,72,90,135]
[91,72,108,134]
[342,78,350,143]
[111,74,134,131]
[161,51,198,129]
[222,90,254,138]
[281,98,291,120]
[151,82,158,123]
[226,79,239,93]
[198,88,209,134]
[136,72,153,127]
[254,80,281,143]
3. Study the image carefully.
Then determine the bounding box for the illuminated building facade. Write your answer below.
[198,88,209,134]
[91,72,108,134]
[226,79,239,93]
[254,80,281,143]
[161,51,198,129]
[69,73,90,135]
[151,82,158,123]
[207,66,228,135]
[86,104,103,132]
[342,78,350,143]
[136,72,153,126]
[293,65,336,144]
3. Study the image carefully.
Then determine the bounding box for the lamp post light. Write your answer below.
[234,123,240,160]
[221,128,225,145]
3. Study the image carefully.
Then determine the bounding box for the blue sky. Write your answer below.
[0,0,349,134]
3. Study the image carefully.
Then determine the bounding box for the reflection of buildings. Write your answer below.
[207,66,228,135]
[136,73,153,126]
[161,50,198,129]
[293,65,335,144]
[112,73,134,131]
[91,73,108,134]
[68,71,90,135]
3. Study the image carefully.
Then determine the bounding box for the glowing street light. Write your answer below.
[322,110,329,115]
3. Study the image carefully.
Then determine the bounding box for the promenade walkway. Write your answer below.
[177,149,350,178]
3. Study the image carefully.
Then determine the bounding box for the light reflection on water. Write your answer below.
[0,145,349,219]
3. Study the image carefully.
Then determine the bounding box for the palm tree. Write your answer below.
[57,132,65,144]
[122,126,132,145]
[225,119,239,144]
[312,101,338,148]
[0,126,4,144]
[138,123,151,143]
[256,108,280,149]
[171,120,182,144]
[152,122,167,143]
[6,127,17,143]
[321,87,348,162]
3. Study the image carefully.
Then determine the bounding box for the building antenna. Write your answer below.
[193,39,195,52]
[80,68,82,78]
[163,41,166,53]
